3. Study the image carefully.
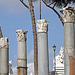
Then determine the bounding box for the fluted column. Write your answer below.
[0,38,9,75]
[37,19,49,75]
[16,30,28,75]
[60,7,75,75]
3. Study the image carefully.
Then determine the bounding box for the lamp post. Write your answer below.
[40,0,41,19]
[53,45,56,73]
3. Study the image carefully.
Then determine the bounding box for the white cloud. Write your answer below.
[12,66,17,75]
[12,50,34,75]
[27,50,34,63]
[12,48,54,74]
[12,63,34,75]
[27,50,34,74]
[27,63,34,75]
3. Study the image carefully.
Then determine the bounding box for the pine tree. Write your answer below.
[20,0,38,75]
[42,0,75,24]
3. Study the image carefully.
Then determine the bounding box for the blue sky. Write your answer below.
[0,0,64,74]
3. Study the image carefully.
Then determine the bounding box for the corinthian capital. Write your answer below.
[60,6,75,23]
[16,30,28,42]
[0,38,9,49]
[37,19,48,33]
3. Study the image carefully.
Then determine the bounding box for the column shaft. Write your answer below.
[0,38,9,75]
[64,23,74,75]
[38,33,49,75]
[74,10,75,57]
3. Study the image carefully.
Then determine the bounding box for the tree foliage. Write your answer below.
[32,0,37,2]
[31,0,75,7]
[43,0,75,8]
[42,0,75,24]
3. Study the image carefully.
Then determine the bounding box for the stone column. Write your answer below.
[74,8,75,57]
[60,7,75,75]
[37,19,49,75]
[0,38,9,75]
[16,30,28,75]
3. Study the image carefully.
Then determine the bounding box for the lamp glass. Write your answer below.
[53,45,56,50]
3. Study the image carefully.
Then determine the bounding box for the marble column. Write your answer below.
[37,19,49,75]
[60,7,75,75]
[73,7,75,75]
[16,30,28,75]
[0,38,9,75]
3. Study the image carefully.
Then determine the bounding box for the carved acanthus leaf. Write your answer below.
[16,30,28,42]
[60,6,75,23]
[63,10,74,23]
[37,20,48,33]
[0,38,8,49]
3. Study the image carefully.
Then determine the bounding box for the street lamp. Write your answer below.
[53,45,56,72]
[53,45,56,59]
[40,0,41,19]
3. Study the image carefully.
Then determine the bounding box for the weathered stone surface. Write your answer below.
[16,30,28,42]
[60,6,75,23]
[60,6,75,75]
[69,56,75,75]
[0,38,8,49]
[16,29,28,75]
[37,19,48,33]
[65,47,74,55]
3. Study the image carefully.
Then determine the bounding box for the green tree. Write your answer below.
[42,0,75,24]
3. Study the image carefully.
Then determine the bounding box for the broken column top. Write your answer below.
[37,19,48,33]
[60,6,75,23]
[16,29,28,42]
[0,37,8,49]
